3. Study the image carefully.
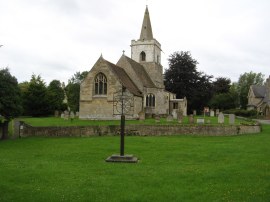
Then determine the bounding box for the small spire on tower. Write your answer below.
[139,6,153,41]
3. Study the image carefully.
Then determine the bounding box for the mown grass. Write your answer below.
[0,125,269,201]
[19,115,253,127]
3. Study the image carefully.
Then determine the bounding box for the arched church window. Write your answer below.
[94,73,107,95]
[146,94,155,107]
[140,51,146,62]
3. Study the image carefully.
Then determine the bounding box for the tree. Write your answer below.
[237,71,264,109]
[164,51,213,113]
[47,80,65,113]
[22,74,50,116]
[0,68,22,139]
[209,93,236,110]
[208,77,234,110]
[65,71,88,112]
[212,77,231,94]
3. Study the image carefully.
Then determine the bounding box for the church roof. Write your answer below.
[122,55,156,88]
[105,60,143,97]
[139,6,153,41]
[251,85,266,98]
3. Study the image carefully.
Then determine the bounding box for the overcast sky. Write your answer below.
[1,0,269,84]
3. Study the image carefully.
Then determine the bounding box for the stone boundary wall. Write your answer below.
[20,123,261,137]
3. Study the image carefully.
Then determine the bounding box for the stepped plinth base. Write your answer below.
[105,154,138,163]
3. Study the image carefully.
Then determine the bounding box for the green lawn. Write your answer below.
[19,116,254,127]
[0,125,269,201]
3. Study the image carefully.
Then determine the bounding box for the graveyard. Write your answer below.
[19,112,255,127]
[16,112,259,138]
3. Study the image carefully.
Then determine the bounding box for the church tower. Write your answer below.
[131,6,164,88]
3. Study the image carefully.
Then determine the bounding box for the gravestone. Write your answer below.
[188,115,194,124]
[210,110,215,117]
[204,107,210,116]
[229,114,235,125]
[76,111,79,117]
[218,112,224,124]
[61,113,64,119]
[166,114,173,122]
[177,111,183,123]
[155,114,160,123]
[197,118,205,124]
[64,110,69,120]
[54,110,59,117]
[70,111,75,119]
[172,110,177,119]
[138,111,145,121]
[216,109,220,116]
[193,110,197,116]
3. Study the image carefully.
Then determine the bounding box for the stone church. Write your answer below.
[79,6,187,120]
[247,75,270,118]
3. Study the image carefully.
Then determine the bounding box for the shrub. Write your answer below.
[223,109,257,117]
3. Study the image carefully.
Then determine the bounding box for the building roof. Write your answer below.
[105,60,143,97]
[122,55,156,88]
[251,85,266,98]
[139,6,153,41]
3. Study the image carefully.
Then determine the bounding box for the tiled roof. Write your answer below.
[251,85,266,98]
[105,60,143,97]
[123,56,156,88]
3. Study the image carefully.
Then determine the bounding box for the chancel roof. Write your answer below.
[105,60,143,97]
[122,56,156,88]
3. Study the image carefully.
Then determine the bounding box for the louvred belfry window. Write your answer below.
[140,51,146,61]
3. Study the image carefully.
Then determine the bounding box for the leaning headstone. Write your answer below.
[193,110,197,116]
[229,114,235,125]
[166,114,173,122]
[197,118,205,124]
[138,111,145,121]
[210,110,215,117]
[188,115,194,124]
[155,114,160,123]
[218,112,224,124]
[177,111,183,123]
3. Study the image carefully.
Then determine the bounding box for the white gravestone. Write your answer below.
[229,114,235,125]
[197,118,205,124]
[218,112,224,124]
